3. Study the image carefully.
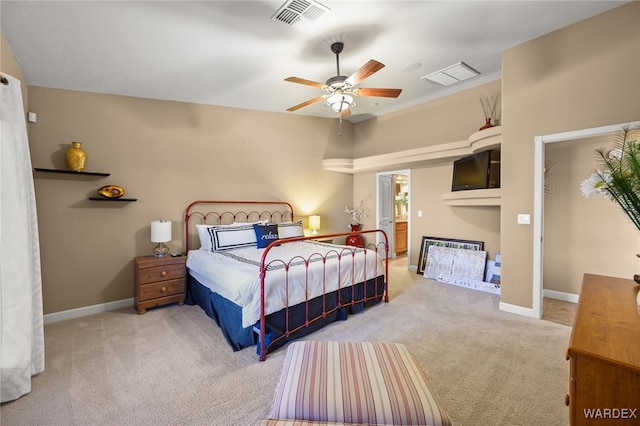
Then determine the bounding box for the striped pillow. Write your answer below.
[268,341,451,426]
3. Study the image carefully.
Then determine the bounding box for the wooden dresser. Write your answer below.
[134,255,186,314]
[566,273,640,425]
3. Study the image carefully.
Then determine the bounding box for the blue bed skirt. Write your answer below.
[185,273,385,355]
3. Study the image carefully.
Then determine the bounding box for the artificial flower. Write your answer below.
[345,196,371,225]
[582,126,640,230]
[580,171,611,199]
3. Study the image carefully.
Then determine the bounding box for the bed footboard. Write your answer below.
[258,230,389,361]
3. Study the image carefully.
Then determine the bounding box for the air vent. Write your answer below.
[271,0,330,28]
[421,62,480,86]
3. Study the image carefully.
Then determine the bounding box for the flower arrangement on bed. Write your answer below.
[184,200,390,361]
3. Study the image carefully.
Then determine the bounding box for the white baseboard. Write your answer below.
[44,298,134,325]
[499,301,538,319]
[543,289,579,303]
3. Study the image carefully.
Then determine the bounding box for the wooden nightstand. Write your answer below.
[134,255,186,314]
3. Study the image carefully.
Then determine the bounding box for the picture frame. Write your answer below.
[416,236,484,275]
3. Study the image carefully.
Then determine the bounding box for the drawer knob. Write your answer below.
[161,286,167,292]
[161,270,167,277]
[565,394,570,406]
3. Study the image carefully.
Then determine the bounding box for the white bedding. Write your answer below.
[187,241,384,328]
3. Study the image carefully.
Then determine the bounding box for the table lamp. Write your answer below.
[309,215,321,235]
[151,220,171,258]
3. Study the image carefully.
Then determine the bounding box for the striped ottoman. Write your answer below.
[265,341,451,426]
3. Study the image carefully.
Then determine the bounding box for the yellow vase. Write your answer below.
[66,141,86,171]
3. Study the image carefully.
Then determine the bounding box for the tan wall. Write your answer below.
[544,135,638,296]
[353,80,501,158]
[501,2,640,308]
[352,80,503,270]
[27,87,355,314]
[354,162,501,268]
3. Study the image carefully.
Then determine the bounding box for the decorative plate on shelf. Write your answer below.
[97,185,125,198]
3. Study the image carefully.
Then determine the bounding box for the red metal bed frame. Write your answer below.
[184,200,389,361]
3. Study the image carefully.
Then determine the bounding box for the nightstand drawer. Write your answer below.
[138,278,185,301]
[137,263,185,284]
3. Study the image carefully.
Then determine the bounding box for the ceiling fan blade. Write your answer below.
[345,60,385,86]
[284,77,327,89]
[353,87,402,98]
[286,95,327,112]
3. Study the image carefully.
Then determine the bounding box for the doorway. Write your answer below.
[376,169,410,259]
[532,120,640,318]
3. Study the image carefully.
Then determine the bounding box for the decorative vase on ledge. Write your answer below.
[479,118,494,131]
[346,223,364,248]
[66,141,86,172]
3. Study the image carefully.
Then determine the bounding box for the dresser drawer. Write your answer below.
[138,278,185,301]
[137,263,185,284]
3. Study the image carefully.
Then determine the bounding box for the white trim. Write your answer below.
[532,120,640,320]
[543,289,579,304]
[43,298,134,325]
[499,301,537,318]
[532,135,545,319]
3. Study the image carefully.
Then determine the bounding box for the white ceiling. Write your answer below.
[1,1,627,123]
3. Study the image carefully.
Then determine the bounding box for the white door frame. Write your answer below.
[532,121,640,318]
[376,169,411,258]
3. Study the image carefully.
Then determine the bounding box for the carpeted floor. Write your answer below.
[0,259,572,425]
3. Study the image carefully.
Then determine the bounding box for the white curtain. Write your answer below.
[0,73,45,402]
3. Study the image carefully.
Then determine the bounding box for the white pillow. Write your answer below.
[209,224,257,251]
[277,220,304,238]
[196,223,236,251]
[196,221,267,251]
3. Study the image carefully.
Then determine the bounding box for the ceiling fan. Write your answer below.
[284,42,402,118]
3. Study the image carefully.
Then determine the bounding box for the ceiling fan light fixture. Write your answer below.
[326,93,353,112]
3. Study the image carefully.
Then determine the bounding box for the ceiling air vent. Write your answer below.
[421,62,480,86]
[271,0,330,28]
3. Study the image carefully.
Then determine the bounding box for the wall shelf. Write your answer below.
[323,126,501,174]
[34,168,110,177]
[442,188,501,206]
[88,197,137,202]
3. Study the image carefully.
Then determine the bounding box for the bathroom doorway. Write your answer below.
[377,169,410,259]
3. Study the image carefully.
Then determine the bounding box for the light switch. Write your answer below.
[27,112,37,123]
[517,214,531,225]
[417,210,423,217]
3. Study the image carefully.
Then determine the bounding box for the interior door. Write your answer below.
[378,174,394,255]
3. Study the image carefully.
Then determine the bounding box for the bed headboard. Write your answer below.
[184,200,294,251]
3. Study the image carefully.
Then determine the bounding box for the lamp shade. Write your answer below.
[151,220,172,243]
[309,215,320,235]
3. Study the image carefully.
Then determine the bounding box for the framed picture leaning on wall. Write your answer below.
[416,236,484,275]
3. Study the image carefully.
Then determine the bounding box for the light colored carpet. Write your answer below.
[0,260,571,425]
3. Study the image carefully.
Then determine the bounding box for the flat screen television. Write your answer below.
[451,150,500,191]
